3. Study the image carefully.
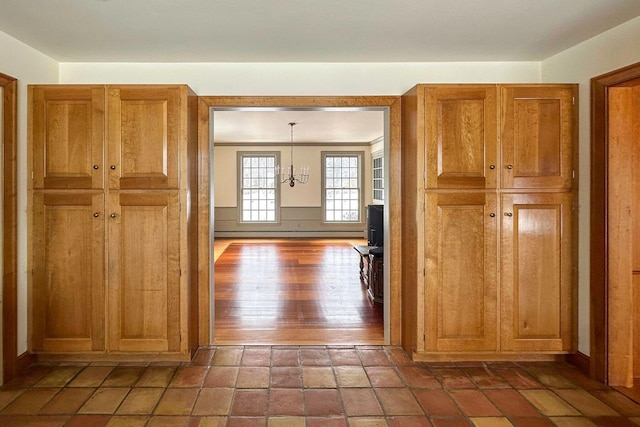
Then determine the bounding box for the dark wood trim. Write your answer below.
[197,96,402,346]
[567,351,591,376]
[0,72,18,384]
[16,352,36,375]
[591,61,640,383]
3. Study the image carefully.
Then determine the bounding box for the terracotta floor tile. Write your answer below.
[0,389,24,411]
[1,388,60,414]
[589,389,640,416]
[300,348,332,366]
[334,366,370,387]
[268,389,304,416]
[386,347,415,367]
[106,415,149,426]
[267,416,305,427]
[484,389,540,417]
[493,368,543,389]
[398,366,441,388]
[40,387,95,414]
[306,417,348,427]
[549,417,598,427]
[192,388,234,416]
[191,348,215,366]
[525,366,577,389]
[69,367,115,388]
[348,417,387,426]
[102,367,145,387]
[508,417,556,427]
[555,388,619,416]
[413,389,462,416]
[35,366,82,387]
[136,366,177,388]
[340,388,383,416]
[470,417,514,427]
[203,366,239,388]
[3,366,51,389]
[154,388,199,415]
[302,367,336,388]
[79,388,130,414]
[304,389,343,416]
[430,418,473,427]
[557,366,610,391]
[192,417,227,426]
[519,390,580,416]
[236,366,270,388]
[328,349,363,366]
[270,367,302,388]
[66,414,112,427]
[463,367,510,389]
[357,349,391,366]
[388,416,433,426]
[590,416,639,426]
[241,347,271,366]
[169,366,209,388]
[366,366,405,387]
[271,349,299,367]
[211,347,243,366]
[226,417,267,427]
[231,389,268,416]
[116,388,164,415]
[146,415,191,426]
[375,387,424,415]
[449,390,501,417]
[432,368,476,389]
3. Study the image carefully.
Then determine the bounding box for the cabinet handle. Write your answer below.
[489,213,495,217]
[93,165,99,170]
[489,165,495,170]
[504,212,513,217]
[110,165,116,170]
[93,212,100,218]
[110,213,116,218]
[506,164,513,169]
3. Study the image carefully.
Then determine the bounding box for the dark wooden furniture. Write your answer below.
[354,245,383,305]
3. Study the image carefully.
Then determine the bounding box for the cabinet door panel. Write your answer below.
[501,86,574,189]
[32,192,105,352]
[31,86,105,189]
[425,192,498,351]
[108,86,181,189]
[425,86,498,189]
[108,192,181,352]
[501,193,573,352]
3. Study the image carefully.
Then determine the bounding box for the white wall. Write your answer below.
[0,31,58,357]
[542,16,640,355]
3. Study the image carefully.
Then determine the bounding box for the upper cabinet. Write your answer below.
[31,85,184,190]
[424,85,498,190]
[501,86,575,190]
[31,86,105,189]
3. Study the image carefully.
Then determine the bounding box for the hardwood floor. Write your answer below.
[213,239,384,345]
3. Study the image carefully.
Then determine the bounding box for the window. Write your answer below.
[238,152,279,222]
[372,151,384,201]
[323,152,362,222]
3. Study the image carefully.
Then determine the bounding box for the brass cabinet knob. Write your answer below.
[93,212,99,218]
[489,165,496,170]
[110,213,116,218]
[110,165,116,170]
[506,164,513,169]
[504,212,513,217]
[93,165,99,170]
[489,213,495,217]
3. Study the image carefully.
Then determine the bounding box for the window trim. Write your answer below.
[237,151,281,224]
[321,151,365,224]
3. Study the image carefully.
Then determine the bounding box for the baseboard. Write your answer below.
[17,351,36,374]
[566,351,590,376]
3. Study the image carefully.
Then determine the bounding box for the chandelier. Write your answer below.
[277,122,310,187]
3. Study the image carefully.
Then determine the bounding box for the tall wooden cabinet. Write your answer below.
[402,84,577,360]
[29,84,198,360]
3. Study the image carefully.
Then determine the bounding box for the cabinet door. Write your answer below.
[425,192,498,352]
[501,193,573,352]
[32,192,105,352]
[108,192,182,353]
[501,86,574,189]
[31,86,105,189]
[424,86,498,189]
[107,86,182,190]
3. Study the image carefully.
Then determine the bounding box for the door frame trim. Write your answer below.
[0,72,17,384]
[196,96,402,346]
[591,61,640,383]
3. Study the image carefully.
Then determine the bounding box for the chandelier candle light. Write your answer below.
[277,122,310,187]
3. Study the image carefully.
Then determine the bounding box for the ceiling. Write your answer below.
[1,0,640,63]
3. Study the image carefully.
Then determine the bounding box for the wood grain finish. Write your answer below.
[501,192,573,352]
[31,192,105,352]
[214,240,383,345]
[425,192,498,352]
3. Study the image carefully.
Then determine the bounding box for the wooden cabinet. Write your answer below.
[402,84,577,360]
[29,84,198,360]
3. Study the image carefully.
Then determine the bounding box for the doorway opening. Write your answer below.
[591,61,640,400]
[196,97,402,347]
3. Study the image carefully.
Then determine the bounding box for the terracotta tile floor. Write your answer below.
[2,346,640,426]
